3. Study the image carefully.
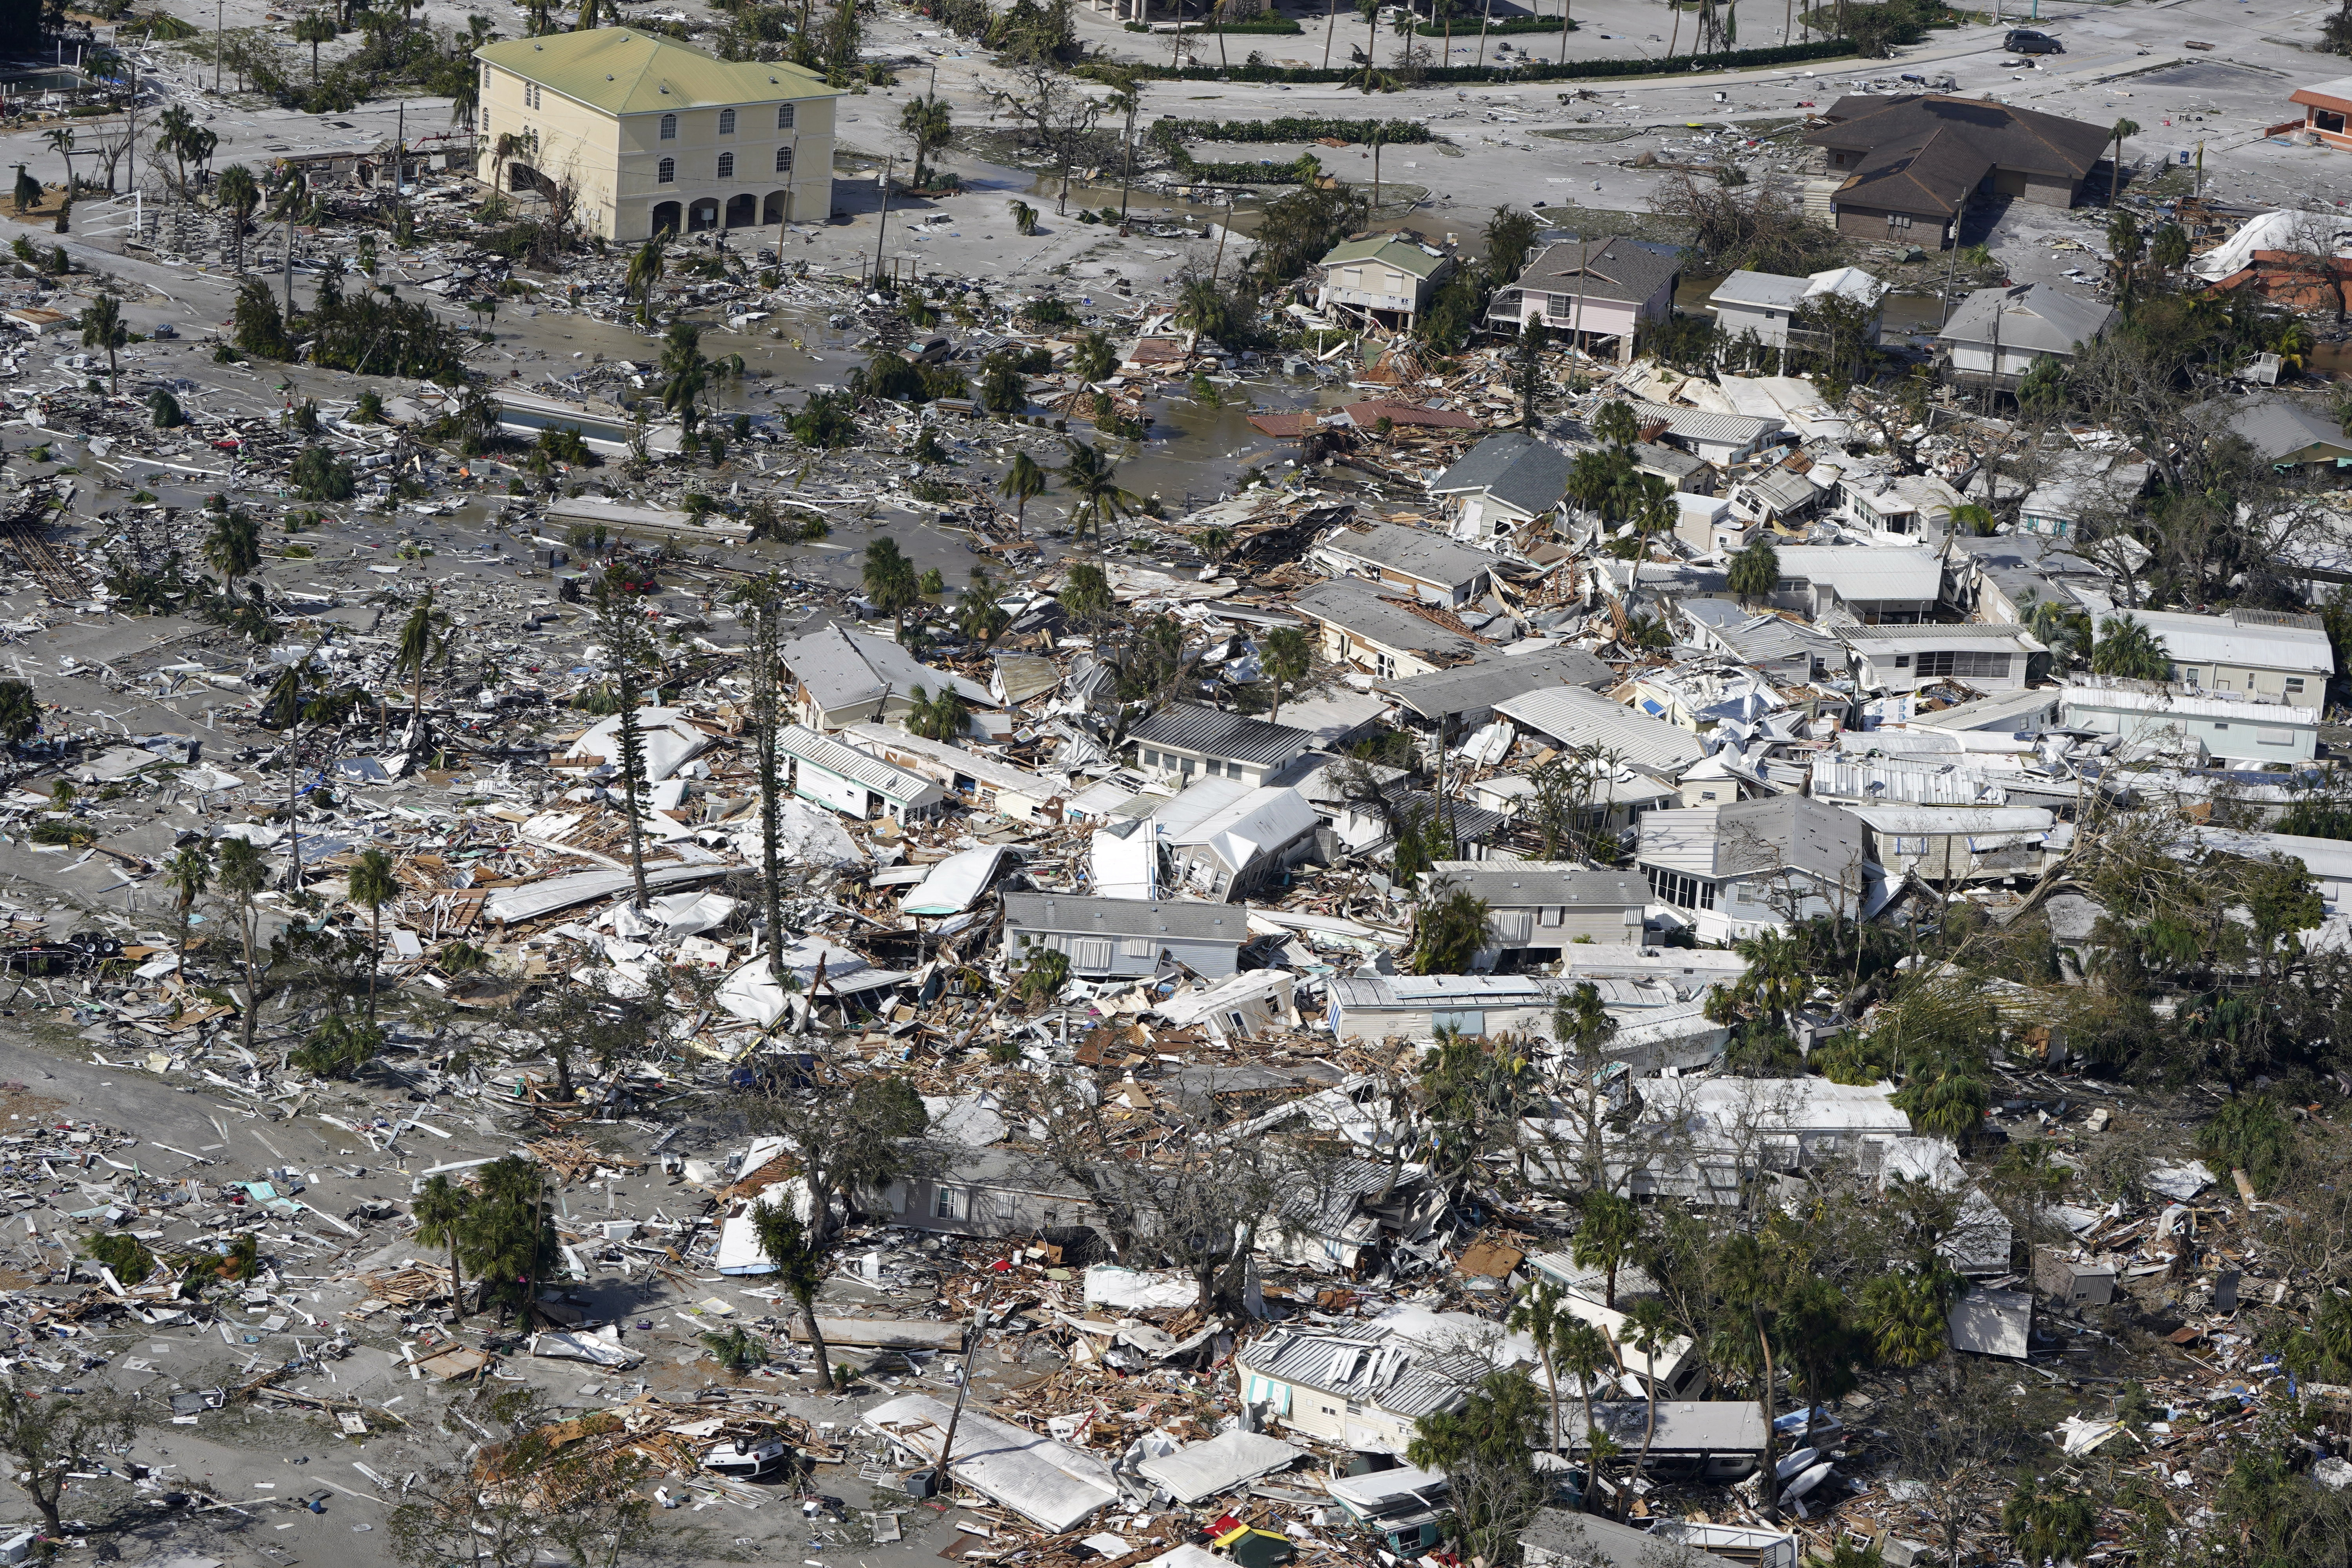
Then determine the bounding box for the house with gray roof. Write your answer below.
[1763,545,1944,624]
[1635,794,1870,945]
[777,723,949,821]
[2190,393,2352,472]
[1842,622,2044,693]
[1706,264,1887,352]
[1633,439,1717,494]
[1428,431,1573,543]
[1000,892,1245,979]
[1678,601,1841,683]
[1726,466,1824,529]
[1624,399,1787,468]
[1424,861,1649,966]
[1936,281,2116,392]
[1234,1324,1495,1455]
[1294,578,1485,679]
[1126,704,1312,788]
[1315,522,1499,606]
[1376,647,1616,735]
[1485,235,1681,363]
[779,621,995,731]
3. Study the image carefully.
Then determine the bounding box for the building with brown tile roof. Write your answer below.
[1804,95,2111,249]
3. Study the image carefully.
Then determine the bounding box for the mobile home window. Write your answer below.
[1916,650,2012,679]
[1120,937,1156,959]
[2259,728,2294,746]
[1644,866,1716,911]
[933,1187,968,1220]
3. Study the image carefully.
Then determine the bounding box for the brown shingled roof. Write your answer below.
[1806,94,2110,219]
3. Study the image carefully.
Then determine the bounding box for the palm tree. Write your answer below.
[1197,525,1234,572]
[1726,537,1779,606]
[1071,329,1117,387]
[898,93,952,189]
[214,836,268,1058]
[1617,1298,1676,1498]
[626,233,666,326]
[1058,441,1140,552]
[392,587,448,748]
[78,295,125,396]
[1713,1231,1786,1510]
[2108,116,2140,206]
[214,163,260,272]
[2091,613,2171,680]
[590,568,656,910]
[996,452,1048,535]
[906,684,969,742]
[42,127,74,191]
[1626,473,1675,593]
[1572,1190,1639,1309]
[1591,399,1639,449]
[659,320,710,443]
[163,843,211,982]
[1261,626,1310,725]
[862,536,920,639]
[412,1173,471,1323]
[293,10,339,83]
[347,847,399,1021]
[1731,927,1805,1031]
[1555,1319,1613,1506]
[264,659,325,888]
[1176,273,1230,340]
[1507,1279,1572,1452]
[203,510,262,601]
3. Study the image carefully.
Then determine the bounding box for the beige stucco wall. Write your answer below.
[476,63,836,241]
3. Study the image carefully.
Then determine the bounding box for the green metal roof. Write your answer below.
[474,27,837,114]
[1318,236,1450,278]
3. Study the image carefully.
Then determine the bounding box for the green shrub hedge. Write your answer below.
[1089,36,1853,83]
[1152,115,1433,147]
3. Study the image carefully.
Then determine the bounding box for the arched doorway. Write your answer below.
[650,201,681,236]
[688,200,719,232]
[724,193,757,228]
[762,189,789,224]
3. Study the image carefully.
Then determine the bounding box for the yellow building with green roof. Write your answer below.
[473,27,839,243]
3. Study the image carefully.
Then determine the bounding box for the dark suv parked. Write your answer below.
[2005,27,2064,53]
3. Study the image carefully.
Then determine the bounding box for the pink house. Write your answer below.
[1485,235,1681,363]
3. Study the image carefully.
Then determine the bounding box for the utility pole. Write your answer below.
[216,0,224,94]
[1476,0,1491,68]
[283,200,294,319]
[930,1290,994,1487]
[1372,132,1381,216]
[871,155,893,288]
[1938,212,1961,329]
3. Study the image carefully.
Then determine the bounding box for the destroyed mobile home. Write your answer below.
[7,6,2352,1568]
